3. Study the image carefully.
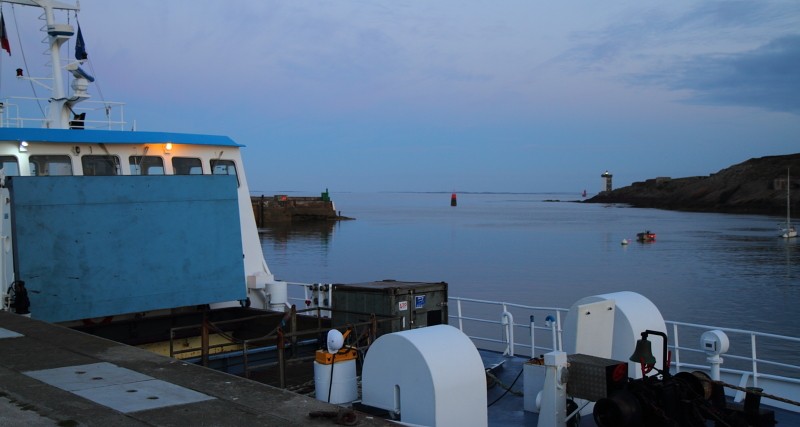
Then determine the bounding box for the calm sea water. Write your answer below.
[259,192,799,338]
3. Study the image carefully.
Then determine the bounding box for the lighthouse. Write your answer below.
[601,170,613,193]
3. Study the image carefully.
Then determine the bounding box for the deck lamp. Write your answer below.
[165,142,173,153]
[19,141,28,152]
[326,328,352,354]
[327,329,344,354]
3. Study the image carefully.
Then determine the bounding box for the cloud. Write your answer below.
[552,2,800,114]
[639,35,800,114]
[561,2,795,65]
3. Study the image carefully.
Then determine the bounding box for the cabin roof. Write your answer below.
[0,128,243,147]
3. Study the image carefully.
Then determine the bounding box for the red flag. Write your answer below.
[0,13,10,56]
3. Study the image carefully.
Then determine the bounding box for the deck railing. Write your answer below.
[1,97,127,130]
[448,297,569,358]
[447,296,800,412]
[286,284,800,412]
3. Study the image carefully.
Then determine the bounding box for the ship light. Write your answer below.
[19,141,29,152]
[327,329,344,354]
[165,142,173,153]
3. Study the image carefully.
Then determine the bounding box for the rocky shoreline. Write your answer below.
[584,153,800,216]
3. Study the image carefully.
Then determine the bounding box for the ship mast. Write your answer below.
[5,0,85,129]
[788,168,792,229]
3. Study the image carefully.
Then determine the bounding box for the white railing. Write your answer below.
[448,296,800,412]
[283,283,800,412]
[666,320,800,412]
[668,321,800,382]
[286,281,332,317]
[449,297,568,359]
[1,97,127,130]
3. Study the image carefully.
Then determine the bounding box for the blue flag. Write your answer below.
[75,24,87,60]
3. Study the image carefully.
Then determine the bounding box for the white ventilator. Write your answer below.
[361,325,487,427]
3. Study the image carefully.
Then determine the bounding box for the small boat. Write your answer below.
[781,168,797,238]
[636,230,656,242]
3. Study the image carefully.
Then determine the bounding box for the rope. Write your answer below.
[485,370,523,396]
[10,4,45,118]
[486,368,523,407]
[285,378,316,394]
[707,378,800,408]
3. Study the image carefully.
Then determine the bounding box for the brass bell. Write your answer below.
[629,338,656,365]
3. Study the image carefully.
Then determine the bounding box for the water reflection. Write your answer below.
[259,192,800,337]
[706,227,798,281]
[258,221,343,283]
[259,221,337,246]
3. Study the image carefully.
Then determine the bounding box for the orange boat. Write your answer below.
[636,230,656,242]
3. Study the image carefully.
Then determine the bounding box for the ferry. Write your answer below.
[0,1,797,426]
[0,0,288,325]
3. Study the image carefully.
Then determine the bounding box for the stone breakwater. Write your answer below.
[252,194,353,225]
[585,153,800,216]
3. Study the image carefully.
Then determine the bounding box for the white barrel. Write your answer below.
[314,359,357,404]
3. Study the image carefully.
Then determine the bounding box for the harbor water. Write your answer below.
[259,192,800,340]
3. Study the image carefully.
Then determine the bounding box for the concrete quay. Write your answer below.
[252,192,353,226]
[0,312,390,426]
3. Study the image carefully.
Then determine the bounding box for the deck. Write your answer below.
[2,310,798,426]
[0,312,390,426]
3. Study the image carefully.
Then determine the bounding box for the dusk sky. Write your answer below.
[1,1,798,194]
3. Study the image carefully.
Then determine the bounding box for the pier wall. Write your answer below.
[251,195,337,226]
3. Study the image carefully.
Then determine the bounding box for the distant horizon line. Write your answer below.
[250,189,596,196]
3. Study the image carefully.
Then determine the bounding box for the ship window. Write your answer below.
[81,155,120,176]
[129,156,165,175]
[0,156,19,176]
[172,157,203,175]
[211,159,239,186]
[29,155,72,176]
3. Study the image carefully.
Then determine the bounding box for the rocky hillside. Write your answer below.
[585,153,800,216]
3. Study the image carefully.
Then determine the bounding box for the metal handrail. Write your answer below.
[284,283,800,404]
[1,97,127,130]
[446,296,800,377]
[448,296,568,358]
[667,320,800,388]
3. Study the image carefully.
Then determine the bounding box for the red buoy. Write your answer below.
[451,193,457,207]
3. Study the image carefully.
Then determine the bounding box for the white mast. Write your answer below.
[5,0,84,129]
[788,168,792,230]
[783,167,797,238]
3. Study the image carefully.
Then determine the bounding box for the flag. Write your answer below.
[1,13,10,56]
[75,24,87,60]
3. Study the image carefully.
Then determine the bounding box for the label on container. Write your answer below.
[415,295,426,309]
[399,301,408,311]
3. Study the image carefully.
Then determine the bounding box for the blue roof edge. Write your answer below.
[0,128,244,147]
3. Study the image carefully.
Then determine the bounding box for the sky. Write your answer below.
[0,1,798,194]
